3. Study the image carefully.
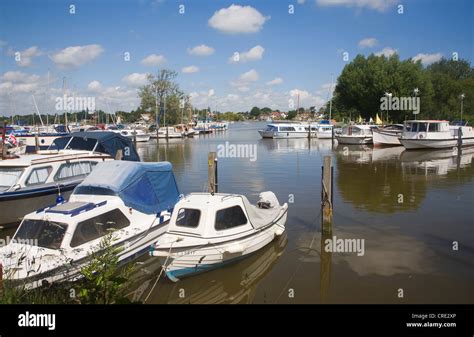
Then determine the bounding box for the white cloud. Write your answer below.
[208,89,215,97]
[229,45,264,63]
[9,46,42,67]
[187,44,215,56]
[122,73,149,87]
[375,47,397,57]
[50,44,103,68]
[358,37,378,49]
[266,77,283,85]
[208,5,269,34]
[182,65,199,73]
[87,80,102,92]
[227,94,240,100]
[297,0,306,4]
[141,54,167,66]
[412,52,443,65]
[2,71,40,83]
[237,86,250,92]
[239,69,259,82]
[316,0,398,12]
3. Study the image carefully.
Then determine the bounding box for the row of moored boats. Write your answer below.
[0,131,287,289]
[259,120,474,150]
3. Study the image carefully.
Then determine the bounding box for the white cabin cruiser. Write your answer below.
[0,161,180,289]
[116,129,151,142]
[372,124,404,146]
[400,120,474,150]
[258,123,315,139]
[150,192,288,281]
[335,125,375,145]
[316,122,334,139]
[157,127,184,139]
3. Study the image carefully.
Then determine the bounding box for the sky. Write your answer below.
[0,0,473,116]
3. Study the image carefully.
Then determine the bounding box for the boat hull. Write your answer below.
[373,130,401,146]
[154,214,287,281]
[0,184,76,227]
[336,135,373,145]
[400,137,474,149]
[316,132,333,139]
[258,130,314,139]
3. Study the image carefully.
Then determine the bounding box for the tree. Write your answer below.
[138,69,184,126]
[250,106,261,118]
[286,110,297,120]
[332,54,433,122]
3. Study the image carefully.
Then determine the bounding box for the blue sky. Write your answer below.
[0,0,472,115]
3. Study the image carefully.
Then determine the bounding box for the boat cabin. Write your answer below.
[167,193,275,238]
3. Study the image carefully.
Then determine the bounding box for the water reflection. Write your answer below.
[128,234,288,304]
[335,145,474,213]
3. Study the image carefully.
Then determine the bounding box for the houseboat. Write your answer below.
[372,124,404,146]
[335,125,375,145]
[258,123,315,139]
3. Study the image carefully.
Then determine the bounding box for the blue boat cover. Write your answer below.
[74,161,180,215]
[51,132,140,162]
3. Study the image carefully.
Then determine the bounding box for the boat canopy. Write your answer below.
[51,132,140,162]
[74,161,180,215]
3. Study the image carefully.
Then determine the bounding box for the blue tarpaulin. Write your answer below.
[74,161,180,215]
[51,132,140,162]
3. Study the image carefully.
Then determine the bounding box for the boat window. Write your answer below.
[215,205,248,230]
[54,161,97,181]
[418,123,428,132]
[25,166,53,186]
[70,209,130,247]
[73,185,116,196]
[265,125,278,132]
[279,126,296,132]
[0,168,23,191]
[176,208,201,228]
[13,219,67,250]
[428,123,440,132]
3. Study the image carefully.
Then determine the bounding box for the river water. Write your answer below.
[126,121,474,304]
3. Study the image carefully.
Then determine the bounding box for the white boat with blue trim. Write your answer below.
[150,191,288,281]
[0,160,180,289]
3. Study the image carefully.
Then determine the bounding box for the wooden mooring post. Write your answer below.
[0,121,6,160]
[321,155,333,234]
[208,152,218,193]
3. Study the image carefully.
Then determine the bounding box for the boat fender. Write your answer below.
[56,194,64,204]
[275,228,284,236]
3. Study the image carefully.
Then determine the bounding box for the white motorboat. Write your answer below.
[335,125,375,145]
[150,191,288,281]
[372,124,404,146]
[157,127,183,139]
[400,120,474,150]
[113,129,150,142]
[316,123,334,139]
[258,123,315,139]
[0,160,180,289]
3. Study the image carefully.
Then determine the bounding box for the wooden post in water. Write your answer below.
[457,126,463,150]
[0,263,3,297]
[321,156,333,234]
[133,125,137,146]
[208,152,218,193]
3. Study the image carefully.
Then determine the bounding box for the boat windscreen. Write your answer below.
[0,168,23,191]
[73,185,117,196]
[13,219,68,249]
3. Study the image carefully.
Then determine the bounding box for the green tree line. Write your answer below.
[329,54,473,124]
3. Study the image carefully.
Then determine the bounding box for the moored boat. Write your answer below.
[372,124,404,146]
[150,191,288,281]
[258,123,315,139]
[335,125,375,144]
[0,160,180,289]
[0,132,140,227]
[400,120,474,150]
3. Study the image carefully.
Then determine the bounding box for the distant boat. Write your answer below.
[316,120,333,139]
[150,191,287,281]
[157,126,183,139]
[0,160,180,289]
[400,120,474,150]
[372,124,404,146]
[258,123,316,139]
[335,125,376,145]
